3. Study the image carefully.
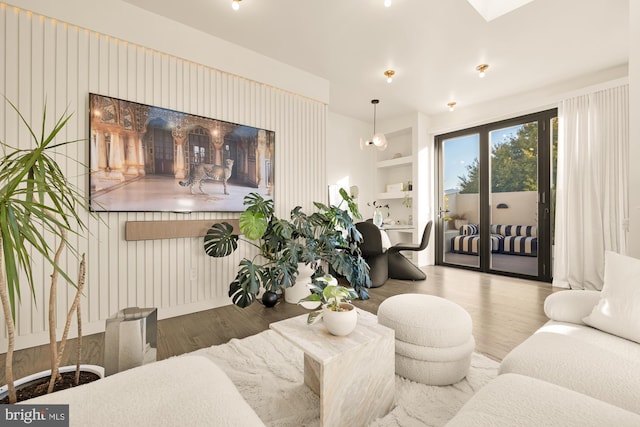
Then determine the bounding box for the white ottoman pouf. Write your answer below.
[378,294,475,385]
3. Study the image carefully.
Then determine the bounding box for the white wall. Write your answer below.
[629,0,640,258]
[1,2,329,350]
[326,112,375,216]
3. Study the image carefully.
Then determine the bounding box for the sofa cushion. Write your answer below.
[445,373,640,427]
[491,224,537,237]
[583,251,640,344]
[460,224,478,235]
[501,235,537,256]
[450,234,504,255]
[544,290,601,325]
[500,321,640,414]
[26,355,265,427]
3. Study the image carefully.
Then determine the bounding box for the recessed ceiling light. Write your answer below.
[384,0,392,7]
[232,0,241,11]
[384,70,395,83]
[476,64,489,78]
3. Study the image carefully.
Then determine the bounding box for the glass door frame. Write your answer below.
[435,109,556,283]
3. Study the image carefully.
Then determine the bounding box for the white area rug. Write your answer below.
[191,330,498,427]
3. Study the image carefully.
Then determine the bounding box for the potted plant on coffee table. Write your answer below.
[301,276,359,336]
[203,189,371,308]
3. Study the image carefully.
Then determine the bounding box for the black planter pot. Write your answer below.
[261,291,278,307]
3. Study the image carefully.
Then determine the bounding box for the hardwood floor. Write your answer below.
[1,265,555,382]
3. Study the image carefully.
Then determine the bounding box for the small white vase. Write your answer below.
[322,303,358,336]
[284,263,314,304]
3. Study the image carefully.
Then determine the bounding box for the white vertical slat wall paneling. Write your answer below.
[63,22,79,330]
[15,9,30,336]
[78,43,89,322]
[125,43,137,308]
[86,28,101,325]
[142,47,154,310]
[96,33,112,320]
[75,27,91,324]
[15,9,33,337]
[115,37,131,314]
[167,56,177,310]
[180,60,192,307]
[93,32,109,322]
[66,23,80,329]
[51,19,65,332]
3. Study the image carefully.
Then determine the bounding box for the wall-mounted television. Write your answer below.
[88,93,275,212]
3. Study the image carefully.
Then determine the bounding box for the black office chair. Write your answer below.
[387,221,432,280]
[355,221,388,287]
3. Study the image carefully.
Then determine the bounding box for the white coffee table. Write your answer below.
[270,309,395,426]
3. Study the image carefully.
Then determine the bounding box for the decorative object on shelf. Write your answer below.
[392,152,403,159]
[359,99,388,151]
[203,189,371,308]
[0,98,96,403]
[402,192,412,208]
[373,209,384,227]
[386,182,404,192]
[407,180,413,191]
[301,281,359,336]
[368,201,389,227]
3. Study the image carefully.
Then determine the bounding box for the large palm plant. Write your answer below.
[1,98,90,403]
[204,190,371,308]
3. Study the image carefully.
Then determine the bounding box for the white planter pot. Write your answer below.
[323,303,358,336]
[0,364,104,401]
[285,263,314,304]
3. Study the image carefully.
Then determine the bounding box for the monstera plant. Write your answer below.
[203,190,371,308]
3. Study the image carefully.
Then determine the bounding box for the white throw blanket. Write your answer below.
[191,329,498,426]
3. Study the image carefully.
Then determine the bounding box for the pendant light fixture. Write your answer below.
[360,99,388,151]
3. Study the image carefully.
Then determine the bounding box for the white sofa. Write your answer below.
[447,286,640,426]
[27,355,265,427]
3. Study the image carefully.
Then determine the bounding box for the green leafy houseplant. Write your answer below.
[301,277,358,325]
[203,189,371,308]
[1,98,91,403]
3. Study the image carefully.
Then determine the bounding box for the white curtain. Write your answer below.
[554,85,629,290]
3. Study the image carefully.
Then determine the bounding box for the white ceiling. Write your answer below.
[122,0,628,122]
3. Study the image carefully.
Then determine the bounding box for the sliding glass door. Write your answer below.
[440,133,481,269]
[436,110,556,282]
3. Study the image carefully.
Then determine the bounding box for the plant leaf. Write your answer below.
[239,210,268,241]
[203,222,238,257]
[307,310,323,325]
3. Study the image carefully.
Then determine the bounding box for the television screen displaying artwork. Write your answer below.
[88,93,275,212]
